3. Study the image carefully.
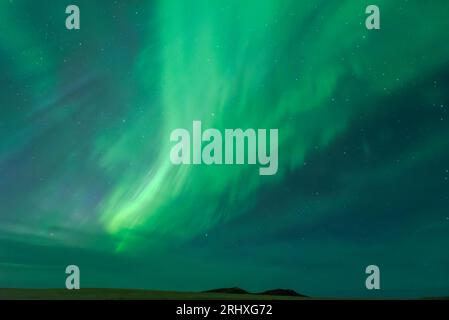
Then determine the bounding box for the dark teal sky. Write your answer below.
[1,0,449,298]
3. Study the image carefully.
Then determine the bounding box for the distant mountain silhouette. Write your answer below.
[0,288,307,300]
[203,287,249,294]
[203,287,307,297]
[259,289,307,297]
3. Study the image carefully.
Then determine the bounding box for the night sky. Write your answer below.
[1,0,449,298]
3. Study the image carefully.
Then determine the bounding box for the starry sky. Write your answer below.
[1,0,449,298]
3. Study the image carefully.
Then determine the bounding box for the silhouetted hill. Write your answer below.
[203,287,249,294]
[0,288,307,300]
[203,287,307,297]
[259,289,307,297]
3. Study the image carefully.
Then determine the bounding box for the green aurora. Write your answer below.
[1,0,449,298]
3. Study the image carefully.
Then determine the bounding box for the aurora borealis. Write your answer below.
[1,0,449,298]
